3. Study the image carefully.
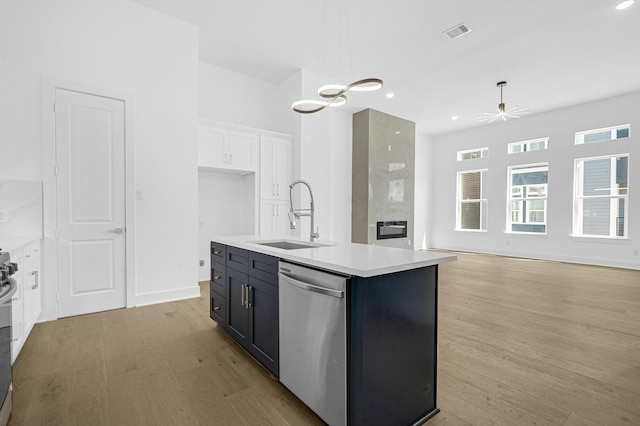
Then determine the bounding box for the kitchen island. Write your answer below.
[209,235,456,426]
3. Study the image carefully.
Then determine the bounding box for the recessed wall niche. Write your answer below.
[352,109,415,248]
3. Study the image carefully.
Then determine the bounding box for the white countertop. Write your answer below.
[0,236,41,253]
[213,235,456,278]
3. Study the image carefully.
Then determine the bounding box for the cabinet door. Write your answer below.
[259,200,292,236]
[259,200,275,236]
[11,274,24,364]
[210,262,226,297]
[198,126,228,167]
[28,266,41,332]
[226,268,249,347]
[274,139,292,200]
[273,201,292,236]
[210,290,226,326]
[260,137,276,198]
[248,276,279,376]
[228,131,256,171]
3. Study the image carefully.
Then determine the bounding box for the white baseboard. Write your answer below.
[135,285,201,307]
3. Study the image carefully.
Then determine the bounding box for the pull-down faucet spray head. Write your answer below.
[288,211,297,229]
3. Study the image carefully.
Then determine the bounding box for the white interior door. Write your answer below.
[55,88,126,318]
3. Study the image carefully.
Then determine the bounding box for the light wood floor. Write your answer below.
[9,253,640,425]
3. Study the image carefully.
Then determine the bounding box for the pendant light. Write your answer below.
[477,81,529,123]
[292,78,383,114]
[291,1,383,114]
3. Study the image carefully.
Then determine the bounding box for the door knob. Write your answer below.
[107,228,124,234]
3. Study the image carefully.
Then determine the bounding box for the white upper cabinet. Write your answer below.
[198,121,258,173]
[260,136,293,201]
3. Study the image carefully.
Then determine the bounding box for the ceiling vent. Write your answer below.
[443,23,471,39]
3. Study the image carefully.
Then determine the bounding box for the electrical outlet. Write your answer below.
[0,210,7,223]
[199,259,205,266]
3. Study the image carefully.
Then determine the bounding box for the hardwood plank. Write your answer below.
[68,367,111,426]
[107,370,155,426]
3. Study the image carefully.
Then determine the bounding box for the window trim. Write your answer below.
[574,124,630,145]
[456,168,488,232]
[507,137,549,154]
[572,153,629,239]
[457,147,489,162]
[506,163,548,235]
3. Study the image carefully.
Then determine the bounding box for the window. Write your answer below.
[457,169,488,231]
[508,164,548,233]
[457,147,488,161]
[574,154,629,238]
[575,124,630,145]
[508,137,548,154]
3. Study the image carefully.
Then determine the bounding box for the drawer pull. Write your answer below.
[214,275,221,280]
[213,250,221,255]
[214,306,221,311]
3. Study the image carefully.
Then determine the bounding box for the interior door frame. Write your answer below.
[41,77,136,320]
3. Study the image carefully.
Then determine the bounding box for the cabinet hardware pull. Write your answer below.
[229,154,233,164]
[248,286,253,309]
[214,250,220,255]
[214,306,220,311]
[276,183,279,196]
[32,270,39,289]
[224,153,228,164]
[241,284,246,308]
[214,275,221,280]
[272,183,276,196]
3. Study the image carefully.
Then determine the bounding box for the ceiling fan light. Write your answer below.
[477,81,529,123]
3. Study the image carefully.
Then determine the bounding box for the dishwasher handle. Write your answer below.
[280,271,344,298]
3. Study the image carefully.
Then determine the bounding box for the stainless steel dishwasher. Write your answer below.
[278,260,348,426]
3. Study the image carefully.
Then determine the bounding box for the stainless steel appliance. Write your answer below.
[278,261,348,426]
[0,250,18,426]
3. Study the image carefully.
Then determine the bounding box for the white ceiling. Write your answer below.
[132,0,640,135]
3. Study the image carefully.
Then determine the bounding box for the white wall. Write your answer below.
[200,61,292,134]
[414,133,433,249]
[0,0,200,318]
[428,91,640,269]
[198,171,255,281]
[298,70,353,242]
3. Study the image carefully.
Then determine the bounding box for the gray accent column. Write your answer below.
[352,109,415,248]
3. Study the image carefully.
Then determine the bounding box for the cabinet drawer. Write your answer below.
[249,252,278,286]
[227,247,249,273]
[210,263,226,297]
[210,291,226,326]
[211,242,226,264]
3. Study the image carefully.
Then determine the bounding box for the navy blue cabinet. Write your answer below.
[211,243,279,377]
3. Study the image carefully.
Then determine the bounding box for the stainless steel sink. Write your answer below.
[253,240,332,250]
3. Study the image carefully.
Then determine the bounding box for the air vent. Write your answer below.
[443,23,471,39]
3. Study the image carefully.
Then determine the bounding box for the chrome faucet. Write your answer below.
[288,179,319,242]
